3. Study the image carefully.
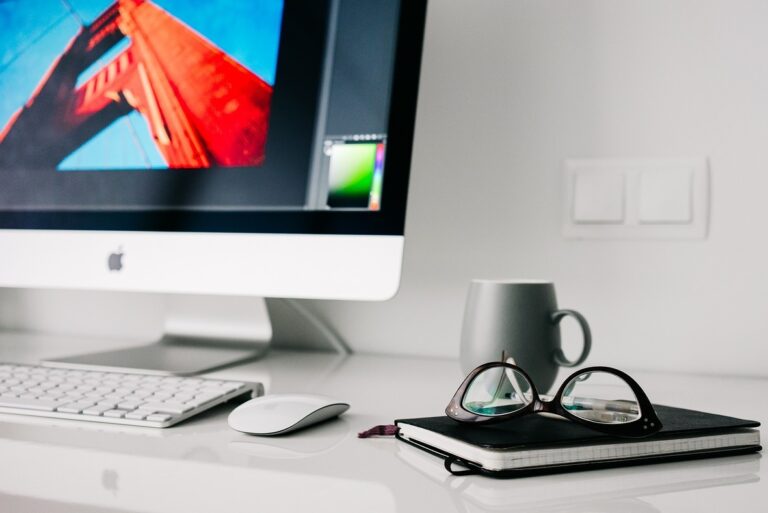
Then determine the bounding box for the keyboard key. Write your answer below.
[139,401,193,415]
[125,410,154,420]
[83,405,113,416]
[38,395,65,402]
[146,413,173,423]
[0,397,67,411]
[103,409,129,418]
[191,391,222,404]
[57,401,95,413]
[220,383,244,393]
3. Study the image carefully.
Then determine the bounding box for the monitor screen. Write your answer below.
[0,0,424,234]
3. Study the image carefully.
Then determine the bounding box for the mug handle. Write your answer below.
[550,309,592,367]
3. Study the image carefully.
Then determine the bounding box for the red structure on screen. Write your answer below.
[0,0,274,169]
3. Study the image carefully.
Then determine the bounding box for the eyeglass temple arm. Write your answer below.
[565,396,640,415]
[499,354,530,404]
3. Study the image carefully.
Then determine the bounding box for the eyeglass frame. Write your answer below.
[446,362,662,438]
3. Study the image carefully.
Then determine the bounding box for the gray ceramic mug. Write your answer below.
[459,280,591,393]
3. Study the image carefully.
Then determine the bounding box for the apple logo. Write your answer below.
[108,247,124,272]
[101,469,119,496]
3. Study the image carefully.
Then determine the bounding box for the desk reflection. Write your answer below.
[397,443,761,513]
[0,416,393,513]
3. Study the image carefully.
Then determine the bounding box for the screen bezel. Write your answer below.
[0,0,427,237]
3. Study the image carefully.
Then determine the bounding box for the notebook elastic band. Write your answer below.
[358,424,400,438]
[444,456,479,476]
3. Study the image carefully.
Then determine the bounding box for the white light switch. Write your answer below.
[572,171,625,223]
[563,158,709,239]
[638,169,692,223]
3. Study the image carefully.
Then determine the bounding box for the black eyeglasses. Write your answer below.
[446,361,662,438]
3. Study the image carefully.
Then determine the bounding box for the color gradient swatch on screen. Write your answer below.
[327,143,380,209]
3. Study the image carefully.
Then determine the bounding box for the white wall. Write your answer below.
[2,0,768,376]
[313,0,768,376]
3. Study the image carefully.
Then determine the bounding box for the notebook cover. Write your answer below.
[395,405,761,478]
[397,405,759,449]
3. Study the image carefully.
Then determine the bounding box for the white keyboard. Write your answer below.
[0,363,260,428]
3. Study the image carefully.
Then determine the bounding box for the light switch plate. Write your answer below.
[563,158,709,239]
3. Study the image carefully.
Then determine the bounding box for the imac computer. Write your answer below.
[0,0,427,374]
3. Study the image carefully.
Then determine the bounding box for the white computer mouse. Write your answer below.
[228,394,350,436]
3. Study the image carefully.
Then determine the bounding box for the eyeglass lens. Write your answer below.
[462,367,534,416]
[560,371,641,424]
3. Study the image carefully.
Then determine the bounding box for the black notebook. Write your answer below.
[395,405,761,478]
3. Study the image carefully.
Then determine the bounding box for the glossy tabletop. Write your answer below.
[0,333,764,512]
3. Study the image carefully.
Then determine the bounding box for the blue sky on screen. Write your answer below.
[0,0,284,170]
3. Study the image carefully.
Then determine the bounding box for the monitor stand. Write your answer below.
[43,295,349,375]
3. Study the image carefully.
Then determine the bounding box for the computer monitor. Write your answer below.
[0,0,427,374]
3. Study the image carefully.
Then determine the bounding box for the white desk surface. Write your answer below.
[0,332,764,513]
